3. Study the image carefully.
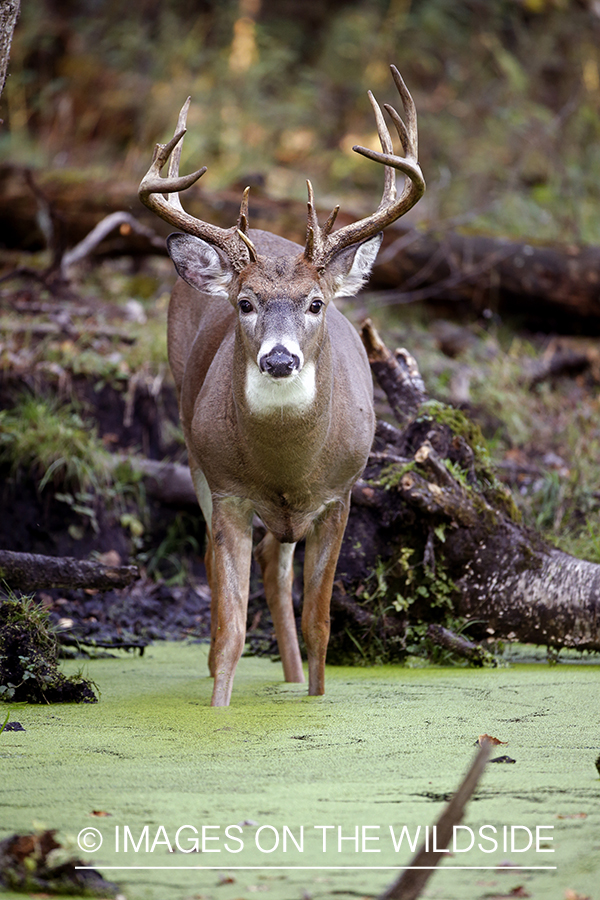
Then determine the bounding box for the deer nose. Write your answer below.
[259,344,301,378]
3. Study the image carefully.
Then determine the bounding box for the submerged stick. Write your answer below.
[379,738,492,900]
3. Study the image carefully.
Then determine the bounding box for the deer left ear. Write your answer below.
[327,233,383,298]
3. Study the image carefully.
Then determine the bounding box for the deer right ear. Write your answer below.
[167,233,234,299]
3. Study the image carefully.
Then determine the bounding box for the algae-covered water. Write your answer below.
[1,642,598,899]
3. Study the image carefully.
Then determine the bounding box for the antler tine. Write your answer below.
[140,129,207,196]
[367,89,396,209]
[304,181,342,258]
[304,179,322,262]
[235,187,258,261]
[389,64,418,158]
[322,204,340,237]
[167,97,192,213]
[237,186,250,233]
[304,65,425,271]
[237,224,258,262]
[138,101,255,272]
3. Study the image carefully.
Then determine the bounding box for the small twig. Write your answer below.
[368,450,412,467]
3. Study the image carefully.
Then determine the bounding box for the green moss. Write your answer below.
[376,459,416,490]
[416,400,520,521]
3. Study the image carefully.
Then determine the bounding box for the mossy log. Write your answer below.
[326,320,600,661]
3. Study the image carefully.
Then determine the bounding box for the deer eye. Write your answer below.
[238,298,254,314]
[308,298,324,315]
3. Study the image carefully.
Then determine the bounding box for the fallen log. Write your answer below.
[0,549,138,591]
[326,320,600,661]
[2,164,600,328]
[119,456,196,507]
[371,227,600,329]
[0,164,307,257]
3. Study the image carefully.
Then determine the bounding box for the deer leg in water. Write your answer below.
[255,532,304,684]
[301,497,351,696]
[208,498,254,707]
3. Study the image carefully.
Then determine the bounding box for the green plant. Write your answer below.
[139,512,205,585]
[0,394,112,493]
[0,707,10,735]
[0,591,97,703]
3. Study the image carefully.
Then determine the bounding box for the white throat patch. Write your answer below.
[245,362,316,415]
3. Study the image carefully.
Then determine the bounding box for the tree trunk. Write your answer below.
[326,320,600,661]
[0,0,19,101]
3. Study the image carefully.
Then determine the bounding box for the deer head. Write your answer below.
[139,63,424,312]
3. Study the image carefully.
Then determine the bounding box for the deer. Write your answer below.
[138,65,425,706]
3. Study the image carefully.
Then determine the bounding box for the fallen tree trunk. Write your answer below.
[0,165,307,257]
[2,164,600,328]
[371,228,600,329]
[0,550,139,591]
[327,320,600,661]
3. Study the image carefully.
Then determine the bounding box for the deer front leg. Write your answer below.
[207,498,254,707]
[255,532,304,684]
[302,497,351,696]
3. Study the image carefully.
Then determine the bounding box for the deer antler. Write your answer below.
[304,65,425,270]
[138,99,257,272]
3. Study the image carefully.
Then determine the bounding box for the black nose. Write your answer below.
[259,344,300,378]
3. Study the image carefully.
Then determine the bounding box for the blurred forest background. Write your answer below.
[2,0,600,627]
[3,0,600,241]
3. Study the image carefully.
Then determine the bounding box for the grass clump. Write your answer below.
[0,394,112,493]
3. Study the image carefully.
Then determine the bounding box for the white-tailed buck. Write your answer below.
[139,65,425,705]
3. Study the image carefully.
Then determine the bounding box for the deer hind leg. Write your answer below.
[301,497,351,696]
[204,529,218,678]
[255,532,304,684]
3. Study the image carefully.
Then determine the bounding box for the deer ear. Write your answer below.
[167,233,234,299]
[327,233,383,298]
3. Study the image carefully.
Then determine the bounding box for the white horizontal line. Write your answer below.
[75,865,558,871]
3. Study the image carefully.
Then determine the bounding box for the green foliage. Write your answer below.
[343,532,462,666]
